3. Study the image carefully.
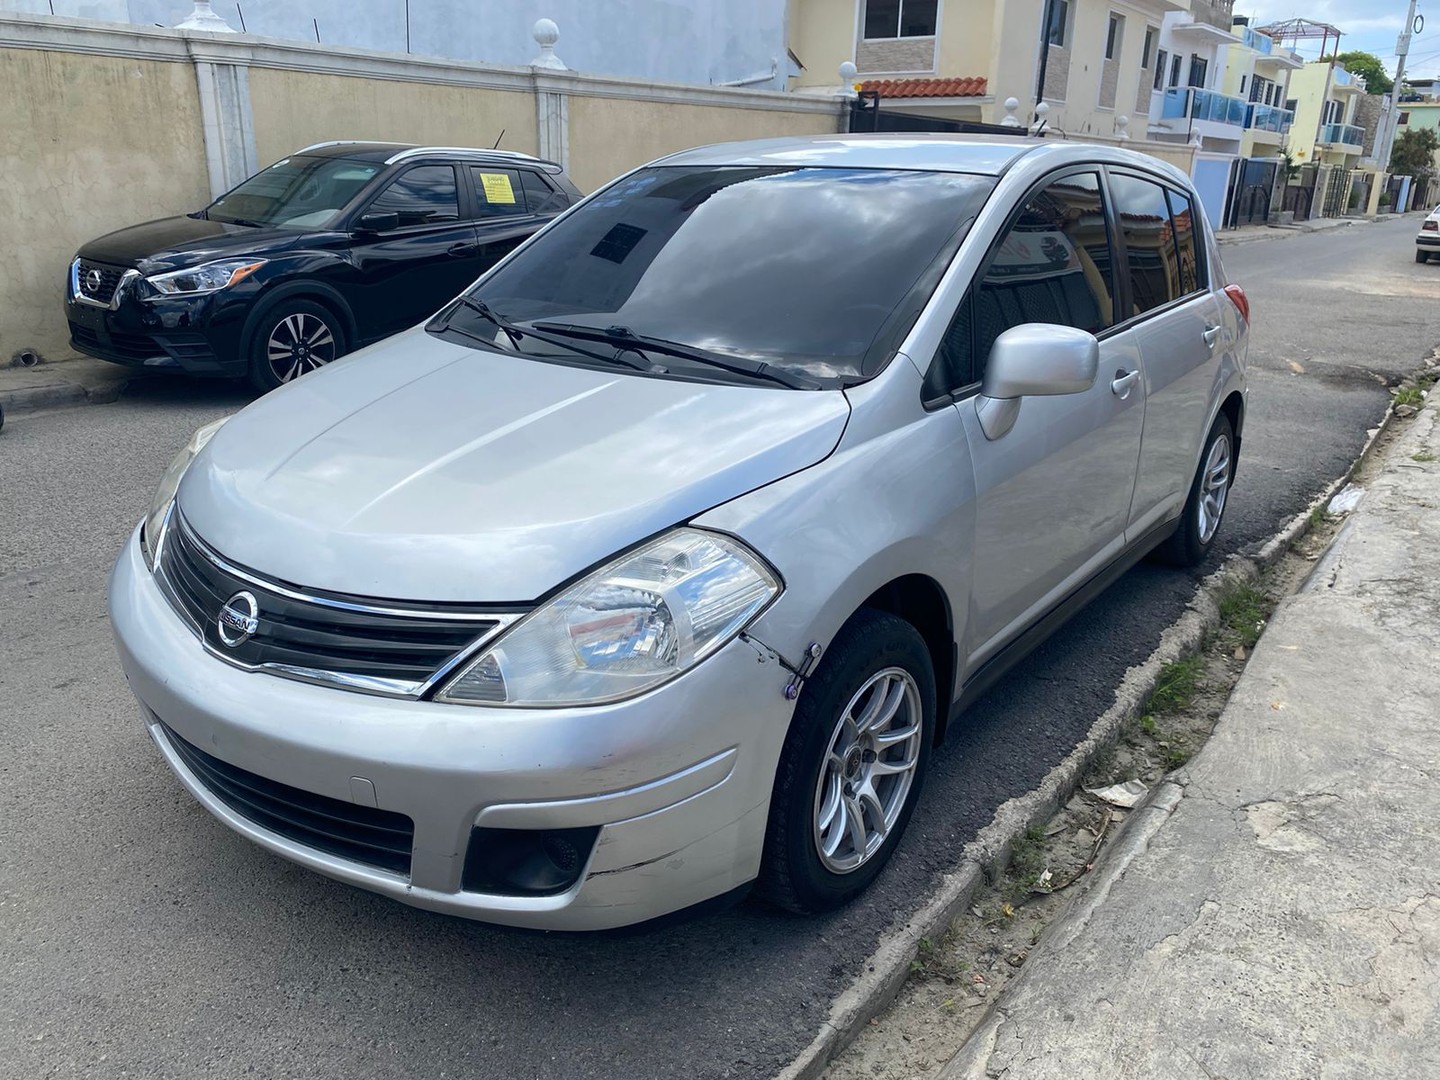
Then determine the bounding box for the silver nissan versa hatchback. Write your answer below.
[110,135,1249,930]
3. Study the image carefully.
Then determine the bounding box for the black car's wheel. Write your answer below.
[1156,412,1235,567]
[757,608,935,914]
[1417,250,1429,264]
[247,299,346,392]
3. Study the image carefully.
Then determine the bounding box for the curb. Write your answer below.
[0,370,145,416]
[775,394,1408,1080]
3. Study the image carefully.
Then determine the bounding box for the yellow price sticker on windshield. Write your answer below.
[479,172,516,204]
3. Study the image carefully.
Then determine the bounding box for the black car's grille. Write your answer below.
[163,724,415,875]
[75,258,126,306]
[156,514,503,695]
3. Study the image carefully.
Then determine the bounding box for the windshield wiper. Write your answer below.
[436,298,656,373]
[451,296,525,348]
[531,323,819,390]
[213,216,266,229]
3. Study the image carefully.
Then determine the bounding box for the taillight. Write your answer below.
[1423,220,1438,231]
[1223,283,1249,325]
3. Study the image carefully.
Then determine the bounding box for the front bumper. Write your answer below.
[108,527,795,929]
[65,268,248,376]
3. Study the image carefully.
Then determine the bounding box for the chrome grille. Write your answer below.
[155,512,509,696]
[75,259,127,306]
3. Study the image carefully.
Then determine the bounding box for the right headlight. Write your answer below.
[143,259,266,297]
[436,529,780,708]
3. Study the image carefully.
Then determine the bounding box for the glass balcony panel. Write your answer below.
[1319,122,1364,147]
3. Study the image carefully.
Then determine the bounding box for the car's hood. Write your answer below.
[78,215,308,273]
[177,329,851,602]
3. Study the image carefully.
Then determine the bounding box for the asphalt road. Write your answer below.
[2,217,1435,1080]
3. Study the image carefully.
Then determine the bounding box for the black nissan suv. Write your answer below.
[66,142,582,391]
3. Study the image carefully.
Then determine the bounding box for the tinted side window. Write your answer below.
[469,167,528,219]
[519,170,569,215]
[1166,188,1204,294]
[368,166,459,227]
[928,173,1114,398]
[1109,173,1179,316]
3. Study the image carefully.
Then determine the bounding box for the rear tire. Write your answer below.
[1156,413,1235,567]
[247,299,347,393]
[1417,250,1429,264]
[757,609,935,914]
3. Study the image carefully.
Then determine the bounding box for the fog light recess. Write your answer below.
[461,826,600,896]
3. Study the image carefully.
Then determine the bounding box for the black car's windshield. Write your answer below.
[453,165,995,386]
[207,155,382,229]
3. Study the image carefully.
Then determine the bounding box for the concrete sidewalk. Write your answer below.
[0,351,164,416]
[1218,214,1379,246]
[944,396,1440,1078]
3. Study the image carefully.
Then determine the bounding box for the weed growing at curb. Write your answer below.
[1414,451,1437,463]
[1216,579,1270,649]
[1395,386,1425,408]
[1148,655,1204,714]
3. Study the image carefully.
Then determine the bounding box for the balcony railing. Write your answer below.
[1239,26,1273,55]
[1161,86,1248,126]
[1319,122,1364,148]
[1332,67,1355,87]
[1246,103,1293,133]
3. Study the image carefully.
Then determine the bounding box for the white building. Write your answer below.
[0,0,798,88]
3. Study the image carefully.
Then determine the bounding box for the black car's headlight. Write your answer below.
[436,529,781,708]
[144,259,266,297]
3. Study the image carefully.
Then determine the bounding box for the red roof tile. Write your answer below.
[858,76,988,99]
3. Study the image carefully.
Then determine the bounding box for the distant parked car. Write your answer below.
[1416,205,1440,263]
[110,135,1248,930]
[67,143,581,390]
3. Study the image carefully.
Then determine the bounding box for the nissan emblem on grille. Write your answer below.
[217,591,259,647]
[84,268,103,295]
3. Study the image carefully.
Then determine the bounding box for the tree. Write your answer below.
[1390,127,1440,179]
[1334,51,1393,96]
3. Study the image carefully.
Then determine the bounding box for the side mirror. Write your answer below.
[355,210,400,234]
[975,324,1099,441]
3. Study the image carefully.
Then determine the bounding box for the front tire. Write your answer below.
[247,299,347,393]
[1156,413,1235,567]
[757,609,935,914]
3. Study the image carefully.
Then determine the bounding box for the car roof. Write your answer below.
[654,133,1192,185]
[291,141,562,172]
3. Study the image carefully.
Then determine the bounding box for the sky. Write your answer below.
[1241,0,1439,81]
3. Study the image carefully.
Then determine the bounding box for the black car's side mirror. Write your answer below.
[355,211,400,234]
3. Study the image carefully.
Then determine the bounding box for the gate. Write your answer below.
[1282,164,1319,222]
[1320,165,1348,218]
[1227,158,1278,226]
[848,92,1028,136]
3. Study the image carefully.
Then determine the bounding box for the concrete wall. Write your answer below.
[1,0,797,89]
[248,67,541,166]
[0,11,841,365]
[0,44,210,363]
[565,92,840,193]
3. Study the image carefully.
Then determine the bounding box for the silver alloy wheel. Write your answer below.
[1197,431,1232,544]
[267,312,337,383]
[812,667,923,874]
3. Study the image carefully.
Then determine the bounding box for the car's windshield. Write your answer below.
[207,155,382,229]
[451,165,995,386]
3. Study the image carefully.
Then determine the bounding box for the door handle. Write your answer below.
[447,243,477,258]
[1111,369,1141,398]
[1202,325,1221,349]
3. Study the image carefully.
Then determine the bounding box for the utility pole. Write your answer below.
[1378,0,1420,172]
